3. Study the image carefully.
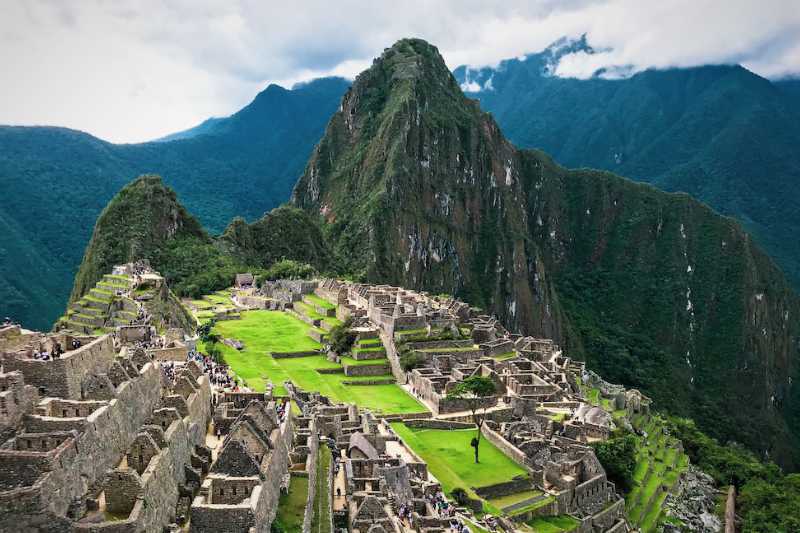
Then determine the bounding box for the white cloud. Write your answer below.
[0,0,798,142]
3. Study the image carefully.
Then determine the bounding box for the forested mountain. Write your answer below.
[0,77,349,329]
[454,38,800,289]
[292,38,800,468]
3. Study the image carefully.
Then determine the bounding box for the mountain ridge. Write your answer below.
[0,76,349,330]
[453,42,800,289]
[291,38,800,468]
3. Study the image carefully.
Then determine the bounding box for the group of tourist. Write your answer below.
[30,341,64,361]
[188,350,236,391]
[2,316,16,327]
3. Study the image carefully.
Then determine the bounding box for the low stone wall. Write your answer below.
[351,349,386,360]
[271,350,320,359]
[316,367,344,375]
[148,345,189,362]
[343,363,391,377]
[403,419,473,430]
[341,378,396,386]
[474,478,533,500]
[307,329,327,343]
[481,424,530,471]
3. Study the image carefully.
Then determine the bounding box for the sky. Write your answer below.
[1,0,799,143]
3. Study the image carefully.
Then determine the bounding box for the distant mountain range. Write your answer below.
[453,37,800,289]
[3,35,800,338]
[0,77,348,329]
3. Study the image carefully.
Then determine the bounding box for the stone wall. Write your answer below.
[302,422,320,533]
[148,345,188,362]
[3,335,116,399]
[0,362,161,531]
[480,424,530,470]
[343,363,391,377]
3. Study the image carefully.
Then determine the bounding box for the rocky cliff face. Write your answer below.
[292,39,800,467]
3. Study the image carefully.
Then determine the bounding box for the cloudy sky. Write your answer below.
[2,0,799,143]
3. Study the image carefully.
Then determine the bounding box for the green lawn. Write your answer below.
[526,515,580,533]
[305,294,335,310]
[294,302,342,329]
[357,338,383,347]
[209,310,424,414]
[488,489,543,509]
[391,423,528,498]
[274,474,309,532]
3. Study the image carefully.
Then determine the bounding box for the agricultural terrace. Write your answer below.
[205,308,425,415]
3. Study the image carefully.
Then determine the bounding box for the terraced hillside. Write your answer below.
[56,274,136,334]
[625,415,690,532]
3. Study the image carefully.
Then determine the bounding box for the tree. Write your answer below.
[448,376,497,463]
[328,317,356,355]
[591,434,638,492]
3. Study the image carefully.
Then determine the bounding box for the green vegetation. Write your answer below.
[525,515,580,533]
[666,416,800,532]
[622,416,689,531]
[391,423,527,507]
[206,310,423,414]
[328,318,356,355]
[592,434,638,492]
[290,37,800,469]
[448,376,498,463]
[486,490,542,509]
[1,77,349,331]
[258,259,317,283]
[274,475,309,532]
[310,445,332,533]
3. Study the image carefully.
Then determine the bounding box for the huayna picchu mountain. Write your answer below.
[292,38,800,468]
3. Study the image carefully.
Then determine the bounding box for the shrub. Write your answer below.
[258,259,317,283]
[328,317,356,354]
[591,433,638,492]
[400,352,426,371]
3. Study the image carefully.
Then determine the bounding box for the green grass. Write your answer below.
[488,489,543,509]
[625,414,689,531]
[391,423,527,502]
[311,445,331,533]
[209,310,424,414]
[295,302,342,329]
[357,338,383,347]
[275,474,309,532]
[509,496,555,517]
[526,515,580,533]
[352,345,385,353]
[493,351,518,361]
[305,294,335,310]
[339,356,389,366]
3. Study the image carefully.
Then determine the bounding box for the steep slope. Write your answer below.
[70,174,210,300]
[220,205,331,269]
[71,176,330,312]
[453,41,800,289]
[0,77,349,329]
[293,38,800,468]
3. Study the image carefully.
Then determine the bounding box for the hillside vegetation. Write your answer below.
[0,77,349,329]
[292,38,800,468]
